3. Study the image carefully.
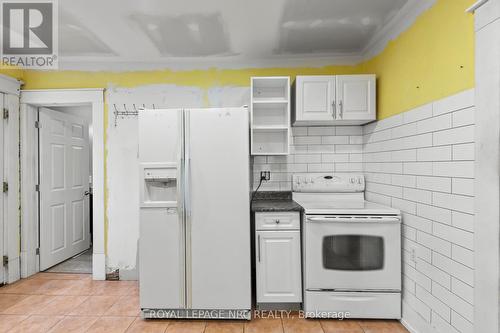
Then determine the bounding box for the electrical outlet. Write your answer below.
[260,171,271,181]
[410,247,417,263]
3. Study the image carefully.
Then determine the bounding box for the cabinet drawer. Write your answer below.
[256,212,300,230]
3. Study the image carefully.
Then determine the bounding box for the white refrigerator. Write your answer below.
[138,108,251,319]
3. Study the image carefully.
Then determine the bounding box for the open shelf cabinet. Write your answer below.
[251,77,290,155]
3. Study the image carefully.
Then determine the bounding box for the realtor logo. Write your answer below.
[1,0,58,68]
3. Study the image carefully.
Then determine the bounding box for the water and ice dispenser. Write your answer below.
[140,163,178,207]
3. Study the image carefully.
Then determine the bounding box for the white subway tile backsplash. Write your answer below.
[451,311,474,333]
[403,290,432,323]
[294,136,321,145]
[361,90,475,333]
[254,126,363,191]
[417,146,452,162]
[363,128,392,143]
[416,203,452,225]
[404,162,433,176]
[416,259,451,289]
[452,107,475,127]
[392,122,417,138]
[291,127,307,136]
[322,153,349,163]
[405,263,432,291]
[416,285,451,322]
[392,198,417,215]
[253,90,475,333]
[433,222,474,250]
[416,113,452,134]
[322,135,349,144]
[293,154,321,164]
[432,193,474,214]
[452,245,474,269]
[392,174,417,187]
[308,144,335,153]
[392,149,417,162]
[453,143,475,161]
[416,176,452,193]
[417,231,452,256]
[403,213,433,233]
[335,144,363,153]
[336,126,363,135]
[432,282,473,322]
[452,178,474,196]
[433,126,474,146]
[307,126,335,136]
[403,187,432,204]
[451,277,474,304]
[366,182,403,198]
[433,161,474,178]
[432,252,474,286]
[451,212,474,232]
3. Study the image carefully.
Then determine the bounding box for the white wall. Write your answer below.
[363,89,475,333]
[105,84,248,277]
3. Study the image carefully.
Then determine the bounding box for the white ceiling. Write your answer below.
[57,0,430,70]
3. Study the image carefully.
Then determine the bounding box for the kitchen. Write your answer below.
[0,0,495,332]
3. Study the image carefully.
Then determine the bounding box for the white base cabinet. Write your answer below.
[255,212,302,303]
[293,74,376,126]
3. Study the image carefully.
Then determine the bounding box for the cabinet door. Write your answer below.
[256,231,302,303]
[296,76,335,122]
[336,75,376,121]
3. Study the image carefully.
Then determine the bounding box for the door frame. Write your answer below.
[20,89,105,280]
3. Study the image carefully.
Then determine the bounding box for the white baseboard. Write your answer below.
[20,249,37,278]
[401,302,434,333]
[92,253,106,280]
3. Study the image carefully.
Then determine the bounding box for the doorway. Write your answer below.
[38,106,93,274]
[20,89,105,280]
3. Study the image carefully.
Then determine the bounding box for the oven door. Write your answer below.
[305,215,401,291]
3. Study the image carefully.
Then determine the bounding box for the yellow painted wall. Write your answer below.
[358,0,475,119]
[4,0,474,255]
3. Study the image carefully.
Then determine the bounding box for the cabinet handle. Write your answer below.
[257,235,261,262]
[332,100,336,119]
[339,100,343,118]
[275,219,280,224]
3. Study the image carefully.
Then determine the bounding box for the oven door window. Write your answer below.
[322,235,384,271]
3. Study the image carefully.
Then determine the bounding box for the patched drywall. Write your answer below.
[105,84,249,275]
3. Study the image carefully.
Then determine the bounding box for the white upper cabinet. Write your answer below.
[295,75,335,122]
[336,75,376,122]
[293,74,376,126]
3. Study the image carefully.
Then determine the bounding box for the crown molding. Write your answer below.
[360,0,436,61]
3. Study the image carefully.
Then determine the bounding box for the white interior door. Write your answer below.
[39,107,90,271]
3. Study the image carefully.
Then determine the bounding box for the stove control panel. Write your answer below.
[292,173,365,193]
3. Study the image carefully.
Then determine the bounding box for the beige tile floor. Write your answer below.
[0,273,409,333]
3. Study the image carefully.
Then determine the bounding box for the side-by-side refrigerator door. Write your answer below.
[139,109,184,310]
[186,107,251,311]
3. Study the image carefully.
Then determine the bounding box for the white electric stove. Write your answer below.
[292,173,402,319]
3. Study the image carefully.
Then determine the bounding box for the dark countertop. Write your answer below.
[251,191,303,212]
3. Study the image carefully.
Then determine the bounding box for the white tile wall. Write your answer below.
[251,89,475,333]
[363,89,475,333]
[252,126,363,190]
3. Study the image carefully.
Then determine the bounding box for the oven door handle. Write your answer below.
[306,217,401,223]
